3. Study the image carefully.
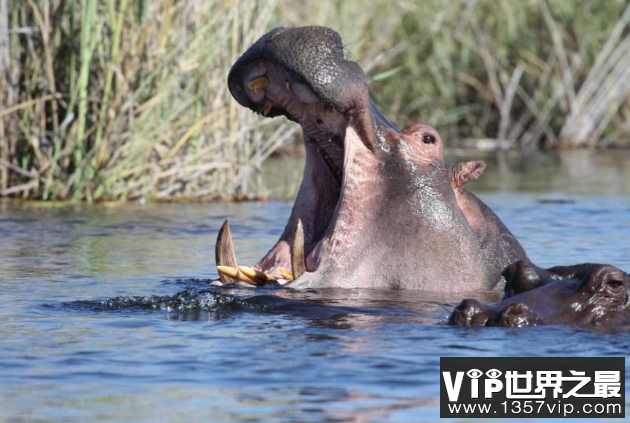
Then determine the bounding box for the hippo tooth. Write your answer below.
[215,220,239,284]
[217,266,258,286]
[278,267,293,281]
[247,75,269,90]
[291,218,307,280]
[238,265,276,282]
[260,100,275,116]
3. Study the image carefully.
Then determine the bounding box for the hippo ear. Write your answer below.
[502,259,548,298]
[449,161,486,189]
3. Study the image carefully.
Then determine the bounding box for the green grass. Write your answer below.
[1,0,630,201]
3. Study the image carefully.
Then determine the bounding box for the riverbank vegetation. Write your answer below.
[1,0,629,201]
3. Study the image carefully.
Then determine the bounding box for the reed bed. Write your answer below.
[0,0,296,200]
[1,0,629,201]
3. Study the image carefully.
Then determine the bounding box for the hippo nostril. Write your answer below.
[454,298,479,314]
[449,299,489,327]
[496,303,531,327]
[316,118,323,125]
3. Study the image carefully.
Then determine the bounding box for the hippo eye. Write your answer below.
[422,134,436,144]
[606,279,624,289]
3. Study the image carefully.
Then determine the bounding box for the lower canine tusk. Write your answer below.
[278,267,293,281]
[238,265,276,283]
[291,218,307,280]
[215,220,238,284]
[217,266,258,286]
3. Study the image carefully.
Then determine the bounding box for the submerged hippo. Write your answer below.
[449,259,630,326]
[219,26,526,291]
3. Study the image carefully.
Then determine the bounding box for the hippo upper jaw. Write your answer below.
[228,27,370,124]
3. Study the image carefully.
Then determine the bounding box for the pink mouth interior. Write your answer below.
[243,60,352,276]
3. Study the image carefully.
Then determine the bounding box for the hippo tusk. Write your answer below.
[215,219,240,284]
[217,266,258,286]
[238,265,276,283]
[247,75,269,90]
[291,218,307,280]
[278,267,293,281]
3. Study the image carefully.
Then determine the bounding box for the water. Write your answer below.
[1,150,629,422]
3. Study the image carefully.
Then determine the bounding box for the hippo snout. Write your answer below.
[450,299,535,327]
[449,299,491,327]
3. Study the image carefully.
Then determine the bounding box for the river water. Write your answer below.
[1,150,629,422]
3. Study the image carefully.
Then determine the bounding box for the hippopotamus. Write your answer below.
[449,259,630,326]
[219,26,526,291]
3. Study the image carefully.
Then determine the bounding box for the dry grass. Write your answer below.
[1,0,630,201]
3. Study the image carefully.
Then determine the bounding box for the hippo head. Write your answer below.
[221,26,487,290]
[450,261,630,327]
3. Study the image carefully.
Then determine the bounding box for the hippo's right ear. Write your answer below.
[449,161,486,189]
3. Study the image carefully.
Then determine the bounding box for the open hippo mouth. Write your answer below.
[218,26,401,285]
